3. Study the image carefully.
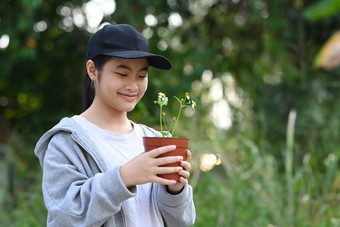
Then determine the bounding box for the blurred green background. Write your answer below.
[1,0,340,226]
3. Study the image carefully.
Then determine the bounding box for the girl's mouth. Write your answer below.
[118,92,137,101]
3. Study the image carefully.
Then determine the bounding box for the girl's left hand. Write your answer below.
[166,149,192,194]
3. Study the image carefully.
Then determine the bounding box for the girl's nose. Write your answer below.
[125,78,138,91]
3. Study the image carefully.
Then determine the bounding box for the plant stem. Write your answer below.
[286,109,296,226]
[160,105,163,135]
[171,105,183,137]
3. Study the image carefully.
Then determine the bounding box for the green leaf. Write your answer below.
[303,0,340,21]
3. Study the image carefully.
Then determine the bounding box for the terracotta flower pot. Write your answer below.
[143,137,190,182]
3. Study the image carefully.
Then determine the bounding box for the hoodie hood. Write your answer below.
[34,117,105,169]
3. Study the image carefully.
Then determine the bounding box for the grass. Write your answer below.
[191,131,340,227]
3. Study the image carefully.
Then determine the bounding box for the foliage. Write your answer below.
[303,0,340,21]
[0,0,340,226]
[192,137,340,226]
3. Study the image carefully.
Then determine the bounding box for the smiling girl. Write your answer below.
[35,24,196,227]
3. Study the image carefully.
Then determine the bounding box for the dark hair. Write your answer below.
[82,55,113,110]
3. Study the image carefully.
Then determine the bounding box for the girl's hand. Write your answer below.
[120,145,183,187]
[166,149,192,194]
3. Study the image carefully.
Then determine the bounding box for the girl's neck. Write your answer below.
[80,101,133,134]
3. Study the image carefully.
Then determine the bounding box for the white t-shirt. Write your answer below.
[73,115,163,227]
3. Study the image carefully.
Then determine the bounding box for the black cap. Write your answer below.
[86,24,172,70]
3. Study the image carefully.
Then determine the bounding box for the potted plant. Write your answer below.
[143,92,196,181]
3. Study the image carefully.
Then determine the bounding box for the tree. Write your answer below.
[1,0,340,225]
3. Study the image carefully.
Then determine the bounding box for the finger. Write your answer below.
[154,156,183,166]
[179,169,190,179]
[153,177,177,185]
[179,176,188,185]
[180,161,191,171]
[186,150,192,161]
[147,145,176,158]
[157,166,183,175]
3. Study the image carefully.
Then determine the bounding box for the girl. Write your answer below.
[35,24,196,227]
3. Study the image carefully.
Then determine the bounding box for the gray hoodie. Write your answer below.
[34,117,196,227]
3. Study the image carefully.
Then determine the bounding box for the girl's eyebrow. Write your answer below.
[116,64,149,72]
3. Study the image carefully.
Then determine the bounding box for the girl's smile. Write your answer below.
[118,92,138,102]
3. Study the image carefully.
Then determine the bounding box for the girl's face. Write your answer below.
[94,57,149,114]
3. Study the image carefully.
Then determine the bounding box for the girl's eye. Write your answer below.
[116,72,127,77]
[139,75,147,79]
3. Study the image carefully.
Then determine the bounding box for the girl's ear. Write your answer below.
[86,60,97,80]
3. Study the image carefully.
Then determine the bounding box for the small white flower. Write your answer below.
[158,92,166,98]
[185,92,190,100]
[191,100,196,108]
[162,96,168,103]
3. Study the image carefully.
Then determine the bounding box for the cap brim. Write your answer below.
[101,50,172,70]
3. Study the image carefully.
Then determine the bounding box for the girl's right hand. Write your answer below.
[120,145,183,187]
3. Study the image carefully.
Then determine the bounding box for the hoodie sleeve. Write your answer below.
[155,184,196,226]
[41,131,135,226]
